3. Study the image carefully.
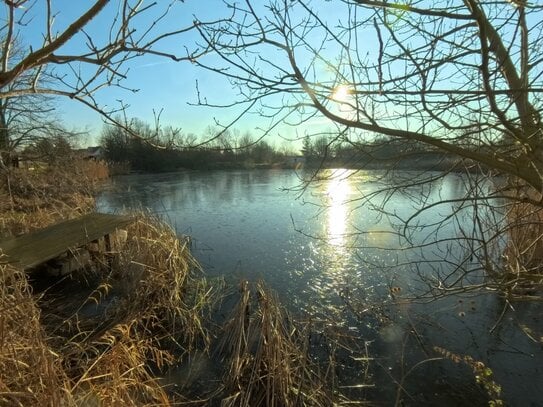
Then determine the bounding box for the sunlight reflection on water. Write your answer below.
[325,169,351,248]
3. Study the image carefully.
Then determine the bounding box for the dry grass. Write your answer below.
[502,197,543,298]
[52,214,213,406]
[212,281,333,406]
[77,159,110,181]
[117,215,211,350]
[0,162,214,406]
[0,218,211,406]
[0,161,106,238]
[0,264,68,406]
[1,214,213,406]
[107,160,131,176]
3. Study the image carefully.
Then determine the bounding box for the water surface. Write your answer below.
[97,169,541,405]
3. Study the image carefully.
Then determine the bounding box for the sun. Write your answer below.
[331,85,351,102]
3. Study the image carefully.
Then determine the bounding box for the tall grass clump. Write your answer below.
[77,159,110,181]
[1,214,214,406]
[212,281,334,406]
[37,214,214,406]
[108,214,211,352]
[502,194,543,298]
[0,263,69,406]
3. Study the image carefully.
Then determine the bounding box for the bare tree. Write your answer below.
[194,0,542,185]
[193,0,543,298]
[0,0,223,168]
[0,39,70,165]
[0,87,75,161]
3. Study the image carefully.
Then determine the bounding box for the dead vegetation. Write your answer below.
[212,281,333,406]
[0,212,213,405]
[501,189,543,300]
[0,161,107,238]
[0,162,211,405]
[0,263,68,406]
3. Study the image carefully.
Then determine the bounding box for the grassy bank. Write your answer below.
[0,162,212,405]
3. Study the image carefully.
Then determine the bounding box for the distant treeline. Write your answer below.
[100,120,461,173]
[100,120,297,172]
[312,136,461,171]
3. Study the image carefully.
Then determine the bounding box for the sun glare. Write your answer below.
[331,85,350,102]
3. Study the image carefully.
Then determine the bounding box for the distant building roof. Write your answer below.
[76,146,103,159]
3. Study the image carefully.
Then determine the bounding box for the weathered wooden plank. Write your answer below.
[0,213,133,270]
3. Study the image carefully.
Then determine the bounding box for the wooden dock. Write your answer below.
[0,213,133,270]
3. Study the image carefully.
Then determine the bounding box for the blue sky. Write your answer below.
[8,1,522,149]
[18,1,245,144]
[4,0,368,151]
[6,0,326,147]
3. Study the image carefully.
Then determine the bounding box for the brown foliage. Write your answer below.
[0,264,68,406]
[502,194,543,298]
[0,160,108,237]
[0,164,212,406]
[214,281,333,406]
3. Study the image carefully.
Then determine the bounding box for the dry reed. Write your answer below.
[0,264,68,406]
[502,197,543,298]
[39,214,213,406]
[1,214,213,406]
[0,161,106,237]
[213,281,333,406]
[1,161,213,406]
